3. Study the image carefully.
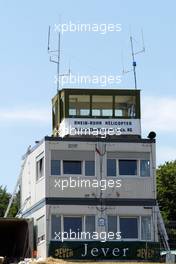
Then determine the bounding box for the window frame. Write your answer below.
[140,216,152,241]
[53,89,141,122]
[63,216,83,238]
[106,159,139,177]
[68,94,91,117]
[140,160,151,177]
[107,215,118,235]
[119,216,139,240]
[114,95,136,118]
[107,215,152,241]
[37,215,45,244]
[106,158,151,177]
[36,152,44,181]
[67,215,97,238]
[50,214,152,241]
[63,160,82,175]
[85,160,95,176]
[50,160,96,177]
[92,95,113,118]
[118,159,138,177]
[107,159,117,177]
[52,215,97,241]
[51,214,61,240]
[85,215,96,239]
[51,160,61,176]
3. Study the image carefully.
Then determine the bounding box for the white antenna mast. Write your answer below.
[122,30,145,89]
[48,25,70,92]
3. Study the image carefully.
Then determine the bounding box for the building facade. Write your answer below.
[20,89,160,260]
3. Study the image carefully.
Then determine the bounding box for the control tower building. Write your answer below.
[20,88,160,260]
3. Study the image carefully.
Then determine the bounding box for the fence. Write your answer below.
[166,221,176,249]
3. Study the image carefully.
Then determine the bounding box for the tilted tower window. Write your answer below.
[92,95,113,117]
[69,95,90,117]
[115,95,136,118]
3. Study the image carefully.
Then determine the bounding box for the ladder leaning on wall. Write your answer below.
[4,146,31,218]
[156,204,173,263]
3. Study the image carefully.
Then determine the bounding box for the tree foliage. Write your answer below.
[157,161,176,222]
[0,185,20,217]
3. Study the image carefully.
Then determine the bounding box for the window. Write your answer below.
[92,95,113,117]
[52,99,58,128]
[107,159,116,176]
[85,215,95,238]
[52,105,56,128]
[102,109,113,116]
[85,161,95,176]
[36,155,44,180]
[37,216,45,243]
[51,215,61,240]
[60,94,64,121]
[69,95,90,116]
[69,108,76,116]
[64,217,82,238]
[120,217,138,239]
[63,161,82,174]
[51,160,60,175]
[115,95,136,117]
[141,216,151,240]
[119,160,137,176]
[92,109,101,116]
[80,109,90,116]
[108,215,117,234]
[140,160,150,177]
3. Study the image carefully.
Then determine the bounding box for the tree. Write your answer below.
[157,161,176,222]
[0,185,10,217]
[0,185,20,217]
[8,189,21,217]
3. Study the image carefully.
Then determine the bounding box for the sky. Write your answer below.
[0,0,176,192]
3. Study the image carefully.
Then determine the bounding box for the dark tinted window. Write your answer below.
[120,218,138,239]
[108,215,117,233]
[107,159,116,176]
[85,216,95,236]
[36,157,44,180]
[119,160,137,175]
[63,161,82,174]
[51,215,61,239]
[64,217,82,237]
[51,160,60,175]
[85,161,95,176]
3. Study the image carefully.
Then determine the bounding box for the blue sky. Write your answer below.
[0,0,176,192]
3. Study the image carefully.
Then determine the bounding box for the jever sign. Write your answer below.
[49,241,160,260]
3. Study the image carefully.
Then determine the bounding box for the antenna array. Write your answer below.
[122,30,145,89]
[48,26,70,92]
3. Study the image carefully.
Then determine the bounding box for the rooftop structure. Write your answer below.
[52,88,141,138]
[19,88,161,260]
